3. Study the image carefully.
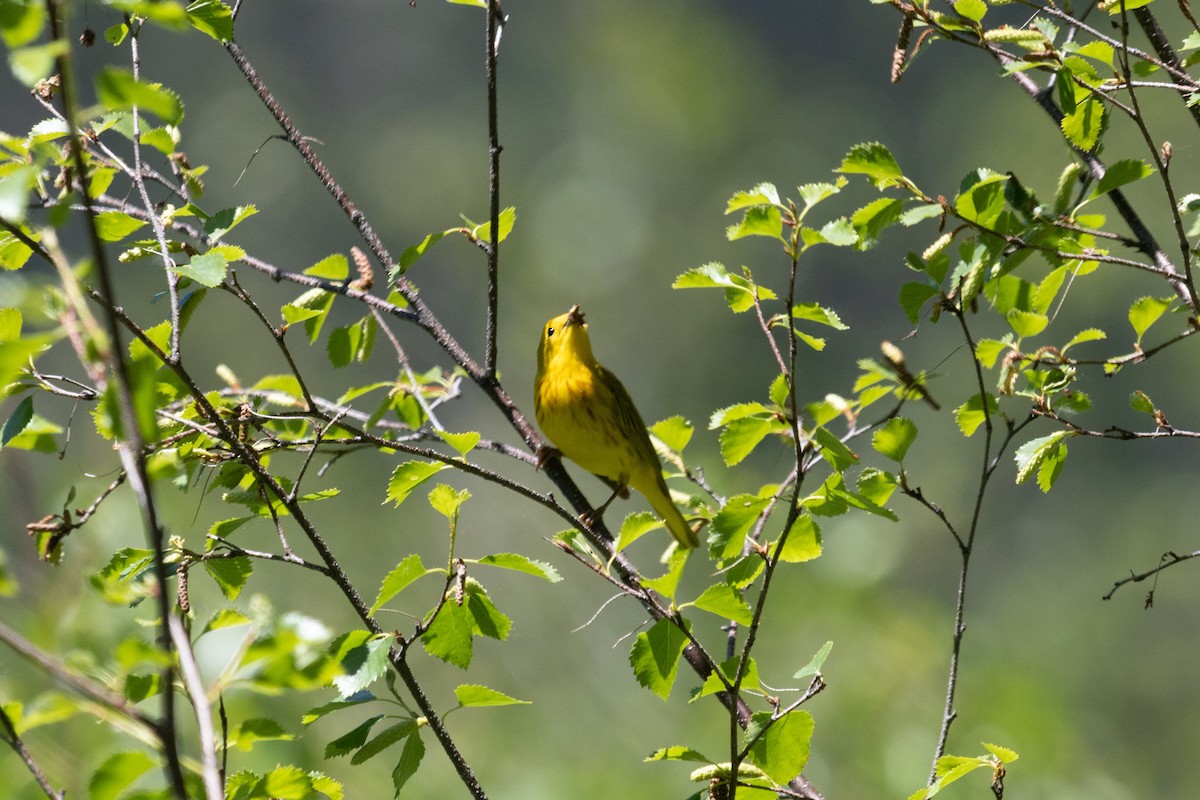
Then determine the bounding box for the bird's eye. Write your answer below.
[547,326,555,338]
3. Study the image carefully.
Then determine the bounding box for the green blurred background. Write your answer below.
[3,1,1200,797]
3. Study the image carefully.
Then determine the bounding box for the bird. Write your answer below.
[534,304,699,549]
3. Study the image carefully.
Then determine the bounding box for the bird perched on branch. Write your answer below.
[534,304,699,549]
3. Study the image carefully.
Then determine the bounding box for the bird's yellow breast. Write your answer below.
[535,357,641,483]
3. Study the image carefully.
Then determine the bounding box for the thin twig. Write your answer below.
[1103,549,1200,601]
[167,614,223,800]
[0,703,65,800]
[42,2,188,794]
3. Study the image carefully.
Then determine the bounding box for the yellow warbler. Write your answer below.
[534,304,699,549]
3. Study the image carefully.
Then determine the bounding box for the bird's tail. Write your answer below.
[646,479,700,549]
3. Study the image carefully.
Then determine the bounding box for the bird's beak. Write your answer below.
[565,305,586,328]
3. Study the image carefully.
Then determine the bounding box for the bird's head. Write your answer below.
[538,304,594,371]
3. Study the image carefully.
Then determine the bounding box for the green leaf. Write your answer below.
[850,197,905,248]
[726,183,780,212]
[94,210,147,242]
[1062,327,1105,352]
[287,287,334,342]
[694,655,760,701]
[471,206,516,244]
[872,416,917,462]
[2,394,34,446]
[954,0,987,21]
[837,142,905,189]
[9,40,66,87]
[727,204,783,241]
[1105,0,1155,13]
[281,303,322,326]
[1014,431,1069,492]
[369,554,429,616]
[421,601,474,669]
[436,429,480,456]
[351,720,418,765]
[262,765,312,798]
[689,583,753,625]
[463,581,511,641]
[812,216,858,247]
[746,709,815,785]
[90,547,155,604]
[645,745,714,763]
[0,164,36,223]
[711,493,771,558]
[615,510,664,552]
[954,393,999,437]
[95,66,184,125]
[1129,390,1156,415]
[629,617,691,700]
[769,373,790,409]
[302,694,373,725]
[793,640,833,680]
[391,729,425,795]
[1090,158,1153,201]
[0,1,44,48]
[812,426,858,472]
[718,416,783,466]
[428,484,470,519]
[229,717,294,751]
[955,172,1008,229]
[774,514,822,563]
[974,337,1012,368]
[107,1,189,28]
[397,230,450,274]
[1060,95,1105,151]
[454,684,531,708]
[643,546,689,600]
[203,556,252,600]
[327,315,376,367]
[201,204,258,241]
[385,461,449,507]
[982,741,1019,762]
[172,251,227,287]
[201,608,251,634]
[0,550,16,597]
[791,302,848,330]
[187,0,234,41]
[331,633,391,697]
[1006,309,1048,338]
[650,415,693,452]
[474,553,561,582]
[310,773,343,800]
[672,262,776,313]
[1128,295,1173,342]
[899,282,939,324]
[324,715,384,759]
[304,253,349,280]
[89,750,158,800]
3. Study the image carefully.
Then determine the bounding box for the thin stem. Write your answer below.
[0,704,64,800]
[167,615,223,800]
[1103,549,1200,601]
[484,0,504,377]
[0,619,160,735]
[128,24,183,363]
[42,2,188,795]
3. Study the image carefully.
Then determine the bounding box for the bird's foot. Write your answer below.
[534,445,562,471]
[579,508,604,530]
